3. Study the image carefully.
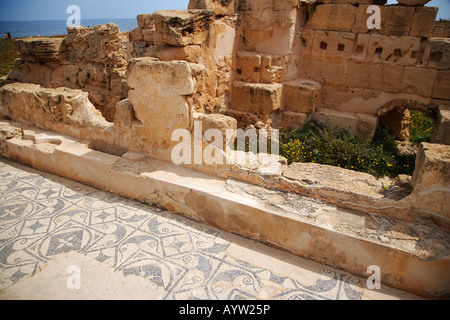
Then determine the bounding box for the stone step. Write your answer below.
[1,121,449,299]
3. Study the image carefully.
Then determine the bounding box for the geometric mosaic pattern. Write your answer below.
[0,158,365,300]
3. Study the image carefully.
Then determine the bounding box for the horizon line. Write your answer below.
[0,17,138,22]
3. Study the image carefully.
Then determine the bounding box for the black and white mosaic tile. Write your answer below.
[0,158,367,300]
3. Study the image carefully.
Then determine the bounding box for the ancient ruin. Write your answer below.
[0,0,449,298]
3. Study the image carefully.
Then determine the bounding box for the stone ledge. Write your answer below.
[0,122,449,298]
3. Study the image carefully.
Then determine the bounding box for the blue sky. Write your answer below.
[0,0,448,21]
[0,0,190,20]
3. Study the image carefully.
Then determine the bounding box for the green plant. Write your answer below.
[279,121,415,178]
[409,110,434,145]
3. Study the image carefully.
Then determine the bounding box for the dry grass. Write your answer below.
[0,39,17,77]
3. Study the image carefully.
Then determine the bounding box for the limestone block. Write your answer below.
[142,29,155,43]
[432,71,450,101]
[309,108,360,135]
[144,45,202,63]
[152,10,215,47]
[242,24,296,56]
[231,81,284,114]
[305,4,356,32]
[240,0,297,28]
[424,39,450,70]
[383,5,415,36]
[65,24,127,67]
[0,122,23,157]
[431,105,450,145]
[346,61,369,89]
[188,0,236,16]
[193,112,238,149]
[410,6,438,38]
[352,34,370,61]
[367,35,422,66]
[299,29,315,55]
[411,142,450,219]
[302,58,347,86]
[7,59,57,87]
[235,51,262,83]
[260,55,286,83]
[279,111,308,129]
[136,14,154,29]
[0,83,109,130]
[50,65,81,88]
[283,79,322,114]
[130,28,143,42]
[311,30,355,60]
[214,19,236,63]
[77,64,108,88]
[356,113,379,138]
[15,37,65,63]
[127,58,194,135]
[368,63,404,93]
[114,99,138,134]
[352,5,376,34]
[397,0,431,5]
[401,67,437,97]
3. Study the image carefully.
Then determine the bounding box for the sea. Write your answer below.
[0,18,138,38]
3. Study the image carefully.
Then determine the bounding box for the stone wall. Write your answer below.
[7,24,128,122]
[217,0,449,137]
[129,9,235,114]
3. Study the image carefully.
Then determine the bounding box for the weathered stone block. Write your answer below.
[283,79,321,114]
[127,58,195,149]
[305,4,356,32]
[65,24,127,67]
[368,63,404,93]
[144,45,202,63]
[411,142,450,219]
[367,35,423,66]
[410,6,438,38]
[424,39,450,70]
[356,113,379,138]
[299,29,314,56]
[50,65,81,88]
[137,14,154,29]
[0,83,109,130]
[260,55,286,84]
[302,58,347,86]
[383,5,415,36]
[432,71,450,101]
[401,67,437,97]
[352,34,370,61]
[152,10,215,47]
[114,99,138,134]
[235,51,262,83]
[309,108,360,135]
[231,81,284,114]
[130,28,143,42]
[346,61,369,89]
[188,0,236,16]
[311,30,355,60]
[193,112,237,149]
[15,37,65,62]
[432,105,450,145]
[279,111,308,129]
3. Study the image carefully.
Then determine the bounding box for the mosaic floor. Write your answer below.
[0,158,417,300]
